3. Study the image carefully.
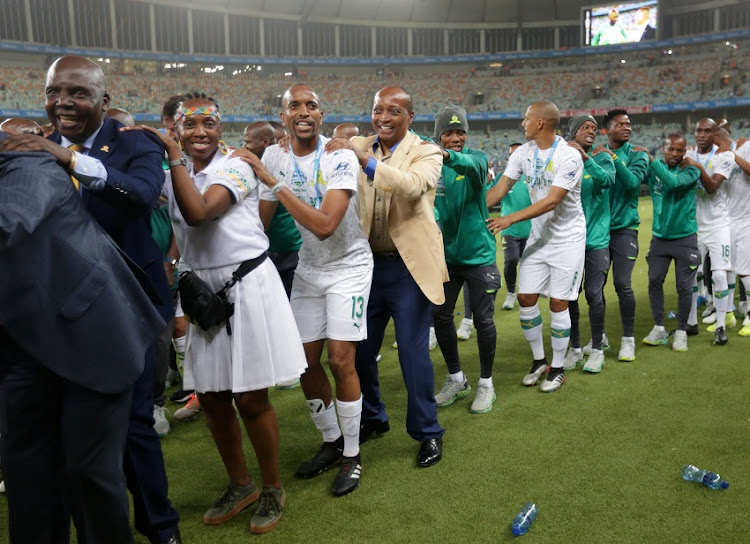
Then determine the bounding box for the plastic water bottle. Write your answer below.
[511,503,538,536]
[682,465,729,490]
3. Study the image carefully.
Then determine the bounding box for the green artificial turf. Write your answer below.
[2,197,749,543]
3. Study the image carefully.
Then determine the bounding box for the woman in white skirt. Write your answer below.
[127,93,307,534]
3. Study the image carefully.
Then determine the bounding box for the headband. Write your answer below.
[174,104,221,123]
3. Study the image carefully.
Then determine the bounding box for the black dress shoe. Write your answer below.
[359,420,390,444]
[164,528,182,544]
[416,437,443,468]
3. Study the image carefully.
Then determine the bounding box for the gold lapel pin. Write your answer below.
[100,145,109,152]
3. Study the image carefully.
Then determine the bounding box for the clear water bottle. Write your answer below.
[682,464,729,490]
[511,503,538,536]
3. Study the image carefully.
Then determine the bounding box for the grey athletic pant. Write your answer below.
[609,228,639,337]
[646,234,699,331]
[502,235,527,294]
[570,248,610,350]
[434,263,502,379]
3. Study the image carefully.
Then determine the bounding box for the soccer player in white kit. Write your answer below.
[237,84,373,497]
[686,118,736,345]
[487,101,585,392]
[717,127,750,336]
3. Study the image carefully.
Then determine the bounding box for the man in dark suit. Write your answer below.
[0,56,181,544]
[0,143,165,543]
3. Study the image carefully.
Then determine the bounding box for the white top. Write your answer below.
[502,135,585,246]
[725,141,750,222]
[166,150,268,269]
[688,145,735,230]
[260,136,372,271]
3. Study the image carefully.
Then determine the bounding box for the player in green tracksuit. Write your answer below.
[602,108,650,362]
[430,106,500,414]
[564,115,615,373]
[639,134,702,352]
[497,143,532,310]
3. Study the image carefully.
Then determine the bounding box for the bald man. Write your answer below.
[0,117,40,134]
[333,123,360,140]
[326,85,447,468]
[687,118,736,345]
[246,84,373,497]
[0,55,181,543]
[716,124,750,334]
[487,101,584,393]
[243,121,276,157]
[107,107,135,127]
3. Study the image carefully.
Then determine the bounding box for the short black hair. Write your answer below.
[602,108,628,129]
[509,142,524,148]
[161,94,183,121]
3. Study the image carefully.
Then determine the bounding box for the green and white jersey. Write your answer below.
[687,145,735,231]
[503,135,585,246]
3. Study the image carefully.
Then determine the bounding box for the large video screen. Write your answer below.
[582,1,659,46]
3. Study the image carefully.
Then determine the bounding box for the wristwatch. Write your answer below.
[168,157,187,168]
[164,257,178,268]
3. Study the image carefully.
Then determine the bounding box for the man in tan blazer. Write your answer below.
[327,86,448,467]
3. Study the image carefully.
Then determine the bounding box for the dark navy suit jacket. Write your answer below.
[49,117,173,321]
[0,148,165,394]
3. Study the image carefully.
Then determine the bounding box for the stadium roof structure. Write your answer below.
[135,0,715,28]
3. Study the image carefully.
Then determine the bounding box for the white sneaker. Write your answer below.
[562,347,583,370]
[539,369,565,392]
[642,326,669,346]
[702,301,716,320]
[583,334,610,355]
[702,311,717,324]
[470,384,496,414]
[672,330,688,352]
[583,349,605,373]
[434,376,471,407]
[502,292,517,310]
[153,405,170,437]
[456,318,473,340]
[375,354,382,363]
[618,337,636,362]
[429,326,438,350]
[738,300,749,317]
[0,480,5,494]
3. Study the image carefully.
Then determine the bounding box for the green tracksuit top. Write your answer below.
[647,159,701,240]
[606,141,648,231]
[266,203,302,253]
[497,173,532,239]
[581,152,615,250]
[434,147,495,267]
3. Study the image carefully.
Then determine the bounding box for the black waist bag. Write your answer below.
[178,253,267,335]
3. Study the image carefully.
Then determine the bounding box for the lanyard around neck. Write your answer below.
[290,138,324,209]
[700,146,716,169]
[531,137,560,188]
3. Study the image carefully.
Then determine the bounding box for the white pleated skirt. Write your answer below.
[183,258,308,393]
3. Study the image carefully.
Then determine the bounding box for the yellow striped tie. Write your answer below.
[68,144,83,190]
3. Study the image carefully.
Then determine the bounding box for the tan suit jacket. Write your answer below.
[352,130,449,305]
